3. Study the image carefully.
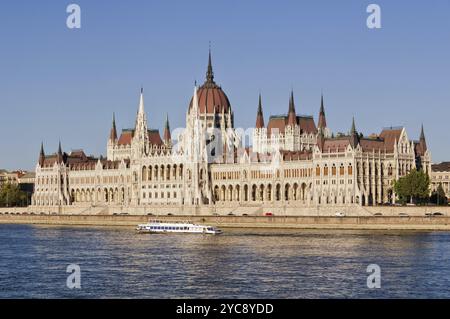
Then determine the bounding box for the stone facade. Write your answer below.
[431,162,450,198]
[31,51,432,210]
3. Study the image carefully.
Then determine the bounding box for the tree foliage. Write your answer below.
[0,183,28,207]
[430,184,448,206]
[393,169,430,204]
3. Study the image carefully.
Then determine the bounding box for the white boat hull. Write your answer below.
[136,220,222,235]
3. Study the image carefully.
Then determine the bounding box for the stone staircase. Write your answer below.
[79,205,109,215]
[228,206,263,216]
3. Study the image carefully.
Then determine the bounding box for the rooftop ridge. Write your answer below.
[382,126,403,131]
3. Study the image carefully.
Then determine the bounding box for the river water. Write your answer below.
[0,224,449,298]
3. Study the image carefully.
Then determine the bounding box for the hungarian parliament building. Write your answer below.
[31,51,431,211]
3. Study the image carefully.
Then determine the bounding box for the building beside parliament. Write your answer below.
[31,51,432,212]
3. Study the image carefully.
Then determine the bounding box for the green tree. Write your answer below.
[430,184,448,206]
[0,183,28,207]
[393,169,430,204]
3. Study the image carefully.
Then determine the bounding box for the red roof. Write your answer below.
[118,130,133,146]
[117,129,163,146]
[322,138,351,153]
[359,138,386,152]
[379,128,402,152]
[148,130,163,146]
[281,150,313,161]
[189,85,231,114]
[267,115,317,136]
[432,162,450,172]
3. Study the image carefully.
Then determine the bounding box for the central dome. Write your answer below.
[189,51,231,114]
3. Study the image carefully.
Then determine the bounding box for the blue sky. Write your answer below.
[0,0,449,170]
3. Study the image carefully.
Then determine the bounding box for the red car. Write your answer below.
[264,212,273,216]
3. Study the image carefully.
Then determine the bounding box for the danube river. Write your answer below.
[1,224,449,298]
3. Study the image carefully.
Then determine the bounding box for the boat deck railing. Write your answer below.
[147,219,194,224]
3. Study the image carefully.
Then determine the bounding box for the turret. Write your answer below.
[419,124,427,152]
[287,90,297,127]
[318,94,327,131]
[206,46,214,85]
[109,112,117,142]
[134,87,149,145]
[318,131,325,151]
[38,142,45,167]
[57,141,64,164]
[163,113,171,146]
[255,94,265,129]
[349,117,359,148]
[227,107,233,129]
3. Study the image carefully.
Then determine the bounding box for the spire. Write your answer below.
[38,142,45,167]
[351,117,356,134]
[420,124,427,152]
[138,87,145,115]
[255,93,265,128]
[349,117,359,148]
[227,107,233,128]
[109,112,117,142]
[318,94,327,129]
[317,129,325,151]
[287,90,297,126]
[134,87,149,144]
[163,113,171,144]
[57,141,64,163]
[192,85,199,117]
[206,45,214,84]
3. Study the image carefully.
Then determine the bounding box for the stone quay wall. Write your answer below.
[1,206,450,230]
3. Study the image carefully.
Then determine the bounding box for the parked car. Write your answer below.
[335,212,346,217]
[242,213,248,216]
[147,213,154,216]
[264,212,273,216]
[433,212,444,216]
[374,213,383,216]
[227,213,234,216]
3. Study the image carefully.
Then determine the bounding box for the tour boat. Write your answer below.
[136,220,222,235]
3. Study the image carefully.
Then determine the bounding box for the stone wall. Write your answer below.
[1,204,450,217]
[1,213,450,230]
